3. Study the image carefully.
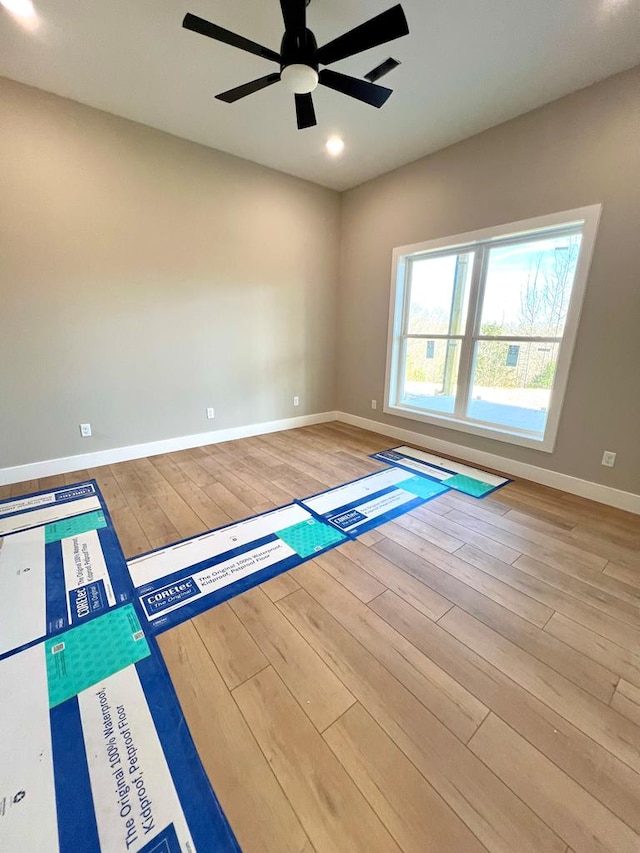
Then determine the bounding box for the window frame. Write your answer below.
[384,205,602,452]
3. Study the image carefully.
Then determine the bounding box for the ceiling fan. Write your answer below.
[182,1,409,130]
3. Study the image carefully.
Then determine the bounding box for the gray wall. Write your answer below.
[2,69,640,495]
[0,77,340,468]
[338,65,640,493]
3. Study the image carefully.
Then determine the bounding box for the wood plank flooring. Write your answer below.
[9,423,640,852]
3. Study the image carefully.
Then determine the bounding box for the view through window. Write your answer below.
[386,208,601,450]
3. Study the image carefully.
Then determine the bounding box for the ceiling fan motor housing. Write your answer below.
[280,27,319,93]
[280,27,318,71]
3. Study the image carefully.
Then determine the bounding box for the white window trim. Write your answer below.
[384,205,602,452]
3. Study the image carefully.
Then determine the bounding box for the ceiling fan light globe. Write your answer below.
[281,64,319,94]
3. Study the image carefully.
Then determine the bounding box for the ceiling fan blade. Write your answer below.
[315,4,409,67]
[216,73,281,103]
[295,93,317,129]
[319,68,392,108]
[183,13,281,64]
[365,57,400,83]
[280,0,306,32]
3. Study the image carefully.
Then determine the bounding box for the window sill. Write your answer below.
[384,402,556,452]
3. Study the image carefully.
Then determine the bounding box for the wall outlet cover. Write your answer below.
[79,423,92,438]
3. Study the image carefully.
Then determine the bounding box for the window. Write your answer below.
[385,206,601,451]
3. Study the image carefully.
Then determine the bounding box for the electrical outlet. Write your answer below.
[79,423,92,438]
[601,450,616,468]
[293,396,300,407]
[206,407,215,419]
[371,399,377,410]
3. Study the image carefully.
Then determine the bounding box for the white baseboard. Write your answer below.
[0,412,339,486]
[3,409,638,515]
[336,412,640,515]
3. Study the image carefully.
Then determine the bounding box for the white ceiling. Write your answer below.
[1,0,639,190]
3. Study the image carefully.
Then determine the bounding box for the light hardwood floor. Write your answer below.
[6,423,640,852]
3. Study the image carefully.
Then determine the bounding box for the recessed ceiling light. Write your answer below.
[1,0,39,28]
[325,137,345,157]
